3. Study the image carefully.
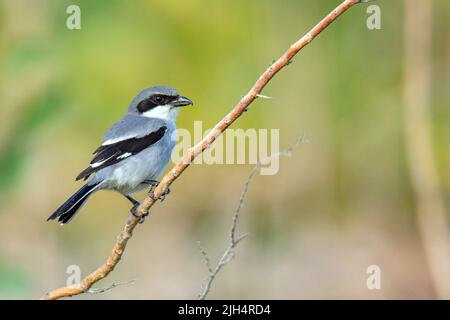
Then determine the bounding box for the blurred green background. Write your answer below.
[0,0,449,299]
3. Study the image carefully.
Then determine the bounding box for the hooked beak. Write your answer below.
[173,95,193,107]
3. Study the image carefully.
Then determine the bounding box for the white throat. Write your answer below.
[141,105,179,122]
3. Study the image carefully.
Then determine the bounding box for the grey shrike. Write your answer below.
[48,85,193,224]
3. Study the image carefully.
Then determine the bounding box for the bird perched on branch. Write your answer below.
[48,86,193,224]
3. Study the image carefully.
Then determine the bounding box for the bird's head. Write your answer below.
[128,85,193,122]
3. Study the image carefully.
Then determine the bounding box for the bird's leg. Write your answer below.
[143,180,171,202]
[125,194,139,206]
[124,195,148,223]
[125,195,140,216]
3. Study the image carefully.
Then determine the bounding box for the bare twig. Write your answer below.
[87,280,135,294]
[197,136,306,300]
[41,0,362,300]
[197,242,213,274]
[256,94,272,99]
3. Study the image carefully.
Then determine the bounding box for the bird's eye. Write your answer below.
[153,95,164,104]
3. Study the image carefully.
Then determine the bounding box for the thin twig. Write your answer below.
[197,242,213,274]
[197,136,306,300]
[41,0,362,300]
[256,94,272,99]
[87,280,135,294]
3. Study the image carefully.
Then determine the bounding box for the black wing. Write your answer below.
[76,126,167,181]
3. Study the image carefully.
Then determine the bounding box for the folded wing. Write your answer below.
[76,126,167,181]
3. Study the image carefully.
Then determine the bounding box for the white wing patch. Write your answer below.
[91,152,131,169]
[90,154,115,168]
[117,152,132,159]
[103,135,137,146]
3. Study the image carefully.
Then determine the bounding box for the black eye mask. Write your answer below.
[136,95,177,113]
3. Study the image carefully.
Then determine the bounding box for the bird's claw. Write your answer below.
[148,182,171,202]
[138,213,148,224]
[130,202,148,224]
[130,202,139,216]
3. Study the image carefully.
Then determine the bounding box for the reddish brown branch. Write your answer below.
[41,0,362,300]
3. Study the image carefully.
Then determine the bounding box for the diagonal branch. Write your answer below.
[40,0,362,300]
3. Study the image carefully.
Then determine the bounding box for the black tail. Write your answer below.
[47,183,99,224]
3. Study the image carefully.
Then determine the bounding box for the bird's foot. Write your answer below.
[147,181,171,202]
[130,202,140,216]
[130,202,148,224]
